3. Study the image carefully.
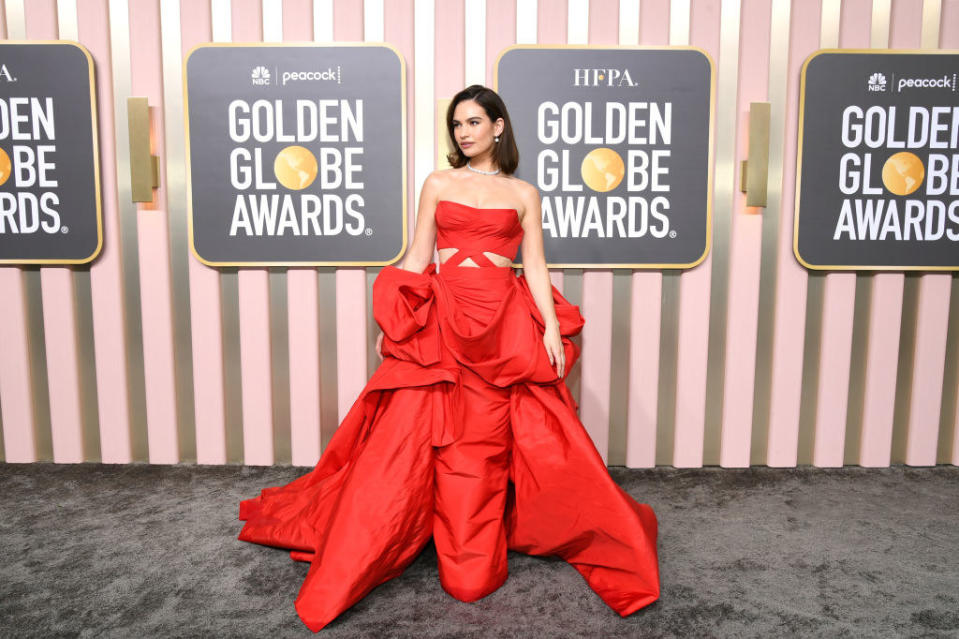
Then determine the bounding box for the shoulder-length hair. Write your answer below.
[444,85,519,175]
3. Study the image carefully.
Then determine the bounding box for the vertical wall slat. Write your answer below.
[940,0,959,466]
[129,0,180,463]
[260,0,291,466]
[906,275,951,465]
[718,0,771,468]
[623,0,663,470]
[855,0,915,467]
[56,0,103,464]
[808,0,871,468]
[75,0,134,463]
[576,0,614,462]
[230,0,274,466]
[671,0,723,468]
[0,270,37,461]
[537,0,565,297]
[652,0,684,468]
[180,0,229,465]
[158,0,198,463]
[331,0,374,426]
[766,0,819,467]
[280,0,322,467]
[899,0,951,467]
[748,0,790,466]
[108,0,151,461]
[24,0,85,463]
[309,1,338,455]
[152,0,198,464]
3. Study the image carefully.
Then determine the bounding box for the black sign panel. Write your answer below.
[0,42,102,264]
[496,46,714,268]
[795,50,959,270]
[185,44,406,266]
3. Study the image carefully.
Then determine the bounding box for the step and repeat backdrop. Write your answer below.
[0,0,957,470]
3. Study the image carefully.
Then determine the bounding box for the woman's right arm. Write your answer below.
[396,171,442,273]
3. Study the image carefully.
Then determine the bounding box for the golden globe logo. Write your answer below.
[226,98,366,237]
[273,145,317,190]
[833,105,959,241]
[537,100,672,239]
[0,96,62,235]
[580,148,624,192]
[881,152,924,196]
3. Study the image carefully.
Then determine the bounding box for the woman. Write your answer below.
[238,85,660,633]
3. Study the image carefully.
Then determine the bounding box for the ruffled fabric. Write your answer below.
[238,263,659,632]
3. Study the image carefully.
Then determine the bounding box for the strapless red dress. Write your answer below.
[237,199,660,632]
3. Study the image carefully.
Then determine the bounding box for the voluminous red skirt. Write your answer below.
[237,262,660,632]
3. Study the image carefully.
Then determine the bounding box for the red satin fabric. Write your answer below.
[237,201,660,632]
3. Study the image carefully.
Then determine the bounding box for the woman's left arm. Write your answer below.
[517,185,566,379]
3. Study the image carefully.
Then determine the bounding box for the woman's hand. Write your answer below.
[543,324,565,378]
[375,331,384,361]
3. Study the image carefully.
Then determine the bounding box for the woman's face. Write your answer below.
[451,99,503,161]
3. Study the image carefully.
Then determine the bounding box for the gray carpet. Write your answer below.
[1,463,957,638]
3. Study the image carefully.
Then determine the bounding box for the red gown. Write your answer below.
[238,199,660,632]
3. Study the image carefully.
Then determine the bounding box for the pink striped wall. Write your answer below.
[0,0,956,470]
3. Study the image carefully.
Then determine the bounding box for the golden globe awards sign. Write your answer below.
[0,42,102,264]
[495,46,714,268]
[795,50,959,271]
[184,44,406,266]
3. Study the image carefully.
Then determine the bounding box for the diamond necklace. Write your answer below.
[466,161,500,176]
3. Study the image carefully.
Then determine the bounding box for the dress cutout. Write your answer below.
[237,199,660,632]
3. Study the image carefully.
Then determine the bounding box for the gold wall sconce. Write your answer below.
[127,97,159,202]
[739,101,770,209]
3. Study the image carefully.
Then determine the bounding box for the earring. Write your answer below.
[494,136,500,142]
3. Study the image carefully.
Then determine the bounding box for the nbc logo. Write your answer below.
[251,65,271,86]
[867,72,886,92]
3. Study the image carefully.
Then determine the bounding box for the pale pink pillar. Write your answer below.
[811,0,871,467]
[625,0,669,469]
[539,0,567,297]
[672,0,720,468]
[766,1,819,467]
[233,0,274,465]
[181,0,227,465]
[39,271,84,462]
[27,0,85,463]
[283,0,322,466]
[627,274,662,467]
[575,0,620,462]
[335,268,368,422]
[812,275,856,466]
[944,0,959,467]
[0,0,37,464]
[719,0,770,468]
[858,280,903,466]
[857,0,921,467]
[333,0,368,424]
[79,0,134,463]
[130,0,180,464]
[905,274,952,466]
[0,269,38,462]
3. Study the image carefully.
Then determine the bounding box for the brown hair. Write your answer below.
[444,85,519,175]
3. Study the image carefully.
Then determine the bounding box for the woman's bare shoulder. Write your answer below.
[504,174,537,195]
[503,176,539,215]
